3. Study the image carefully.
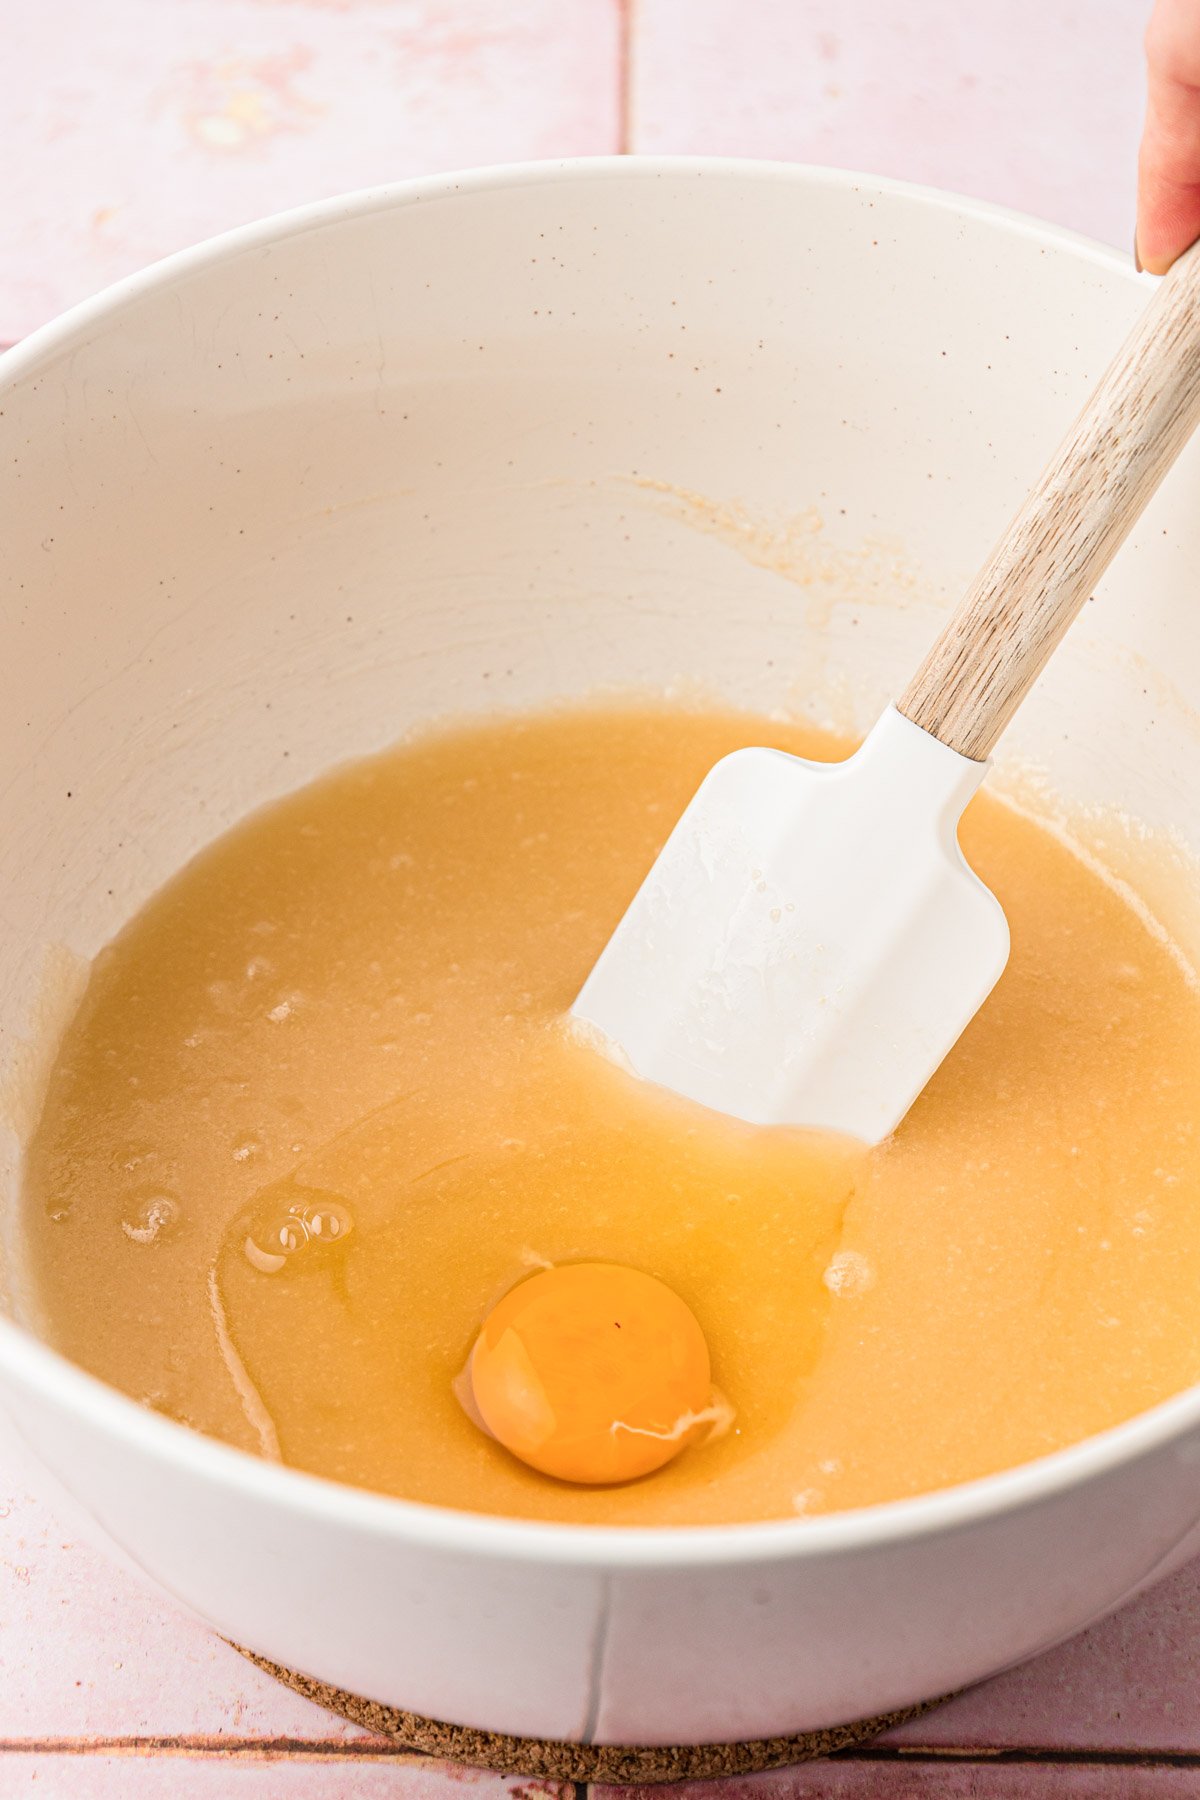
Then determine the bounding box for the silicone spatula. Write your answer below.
[573,241,1200,1144]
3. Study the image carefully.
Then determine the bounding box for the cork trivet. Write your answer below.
[236,1645,947,1784]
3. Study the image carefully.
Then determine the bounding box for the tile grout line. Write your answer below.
[855,1746,1200,1766]
[616,0,636,154]
[0,1739,439,1760]
[6,1739,1200,1769]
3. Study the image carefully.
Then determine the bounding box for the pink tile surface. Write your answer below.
[1,0,621,340]
[630,0,1147,249]
[597,1768,1200,1800]
[0,1424,357,1740]
[0,1754,567,1798]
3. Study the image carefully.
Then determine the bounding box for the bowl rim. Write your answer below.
[1,151,1181,1573]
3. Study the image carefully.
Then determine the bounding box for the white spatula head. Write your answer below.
[572,708,1009,1144]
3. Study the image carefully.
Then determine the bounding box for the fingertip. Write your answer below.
[1135,217,1199,273]
[1133,201,1200,275]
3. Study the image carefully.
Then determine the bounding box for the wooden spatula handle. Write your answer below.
[898,239,1200,761]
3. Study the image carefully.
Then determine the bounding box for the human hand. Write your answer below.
[1138,0,1200,272]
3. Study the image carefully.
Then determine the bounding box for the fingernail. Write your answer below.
[1134,231,1143,273]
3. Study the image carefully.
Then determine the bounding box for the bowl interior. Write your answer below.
[4,161,1200,1326]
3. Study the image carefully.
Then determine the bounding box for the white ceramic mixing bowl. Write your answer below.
[4,160,1200,1747]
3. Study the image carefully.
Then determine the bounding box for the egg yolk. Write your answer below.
[468,1262,714,1485]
